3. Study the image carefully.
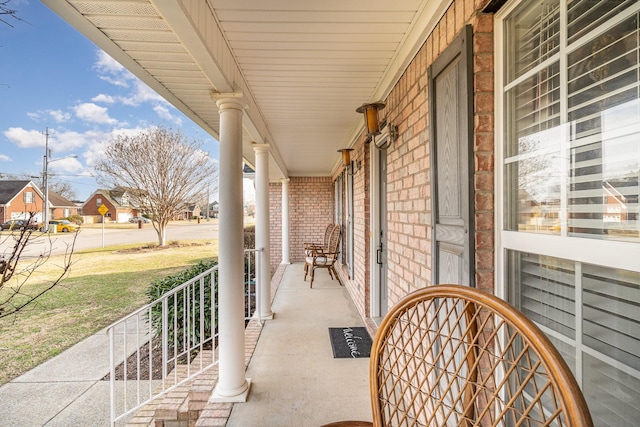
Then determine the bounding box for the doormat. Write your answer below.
[329,327,372,358]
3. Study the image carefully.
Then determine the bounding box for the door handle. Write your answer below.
[376,245,383,265]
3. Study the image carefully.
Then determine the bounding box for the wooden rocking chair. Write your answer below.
[304,224,341,288]
[304,223,337,276]
[322,285,593,427]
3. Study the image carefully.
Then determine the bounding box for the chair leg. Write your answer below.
[332,266,342,286]
[310,267,315,288]
[304,263,309,281]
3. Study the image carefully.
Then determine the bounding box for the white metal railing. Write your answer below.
[244,248,262,322]
[107,249,260,426]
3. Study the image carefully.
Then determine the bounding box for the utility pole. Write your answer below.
[40,128,77,232]
[42,127,51,232]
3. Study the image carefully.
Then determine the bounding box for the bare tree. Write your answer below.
[0,0,24,27]
[48,180,77,201]
[95,126,218,246]
[0,212,76,319]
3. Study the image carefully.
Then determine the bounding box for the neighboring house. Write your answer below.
[0,180,44,223]
[48,192,79,220]
[176,203,201,220]
[82,187,141,223]
[208,201,219,218]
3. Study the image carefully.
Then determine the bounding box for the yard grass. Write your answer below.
[0,240,218,385]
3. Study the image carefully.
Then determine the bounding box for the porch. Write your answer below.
[126,262,372,427]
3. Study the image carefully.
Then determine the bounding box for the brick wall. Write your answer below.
[381,0,495,307]
[287,177,333,263]
[269,182,282,272]
[330,145,371,319]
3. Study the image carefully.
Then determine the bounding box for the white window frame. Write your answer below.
[495,1,640,303]
[495,0,640,398]
[345,169,354,277]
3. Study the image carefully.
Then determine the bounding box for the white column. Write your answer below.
[211,94,250,402]
[281,178,290,264]
[254,144,273,319]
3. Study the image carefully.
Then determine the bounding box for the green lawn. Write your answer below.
[0,240,218,385]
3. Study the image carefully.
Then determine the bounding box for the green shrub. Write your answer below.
[244,225,255,249]
[146,259,218,350]
[146,226,258,351]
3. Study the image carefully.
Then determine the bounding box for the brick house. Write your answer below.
[48,191,79,220]
[0,180,80,224]
[176,203,201,220]
[0,180,44,224]
[49,1,640,425]
[82,188,140,223]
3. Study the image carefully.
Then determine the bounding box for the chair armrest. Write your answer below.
[320,422,373,427]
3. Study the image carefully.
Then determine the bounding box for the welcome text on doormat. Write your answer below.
[328,327,372,358]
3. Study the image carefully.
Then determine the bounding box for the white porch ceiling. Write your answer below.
[43,0,448,181]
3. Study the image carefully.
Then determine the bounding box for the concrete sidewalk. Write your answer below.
[0,331,113,426]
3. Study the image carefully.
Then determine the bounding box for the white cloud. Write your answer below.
[26,109,71,123]
[154,105,183,125]
[92,94,116,104]
[53,129,99,152]
[49,110,72,123]
[47,156,84,175]
[95,50,124,73]
[82,125,147,167]
[5,126,109,155]
[91,49,181,123]
[94,50,132,88]
[27,111,41,121]
[4,127,43,148]
[74,103,117,125]
[120,80,165,106]
[0,154,11,162]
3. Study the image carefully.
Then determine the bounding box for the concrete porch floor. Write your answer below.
[226,262,372,426]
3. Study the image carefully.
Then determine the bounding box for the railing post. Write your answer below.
[254,249,262,324]
[162,298,168,386]
[108,327,115,427]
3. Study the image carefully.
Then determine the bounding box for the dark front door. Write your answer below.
[429,26,474,287]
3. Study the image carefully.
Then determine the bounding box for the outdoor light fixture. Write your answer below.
[356,101,386,136]
[337,148,360,175]
[338,148,353,168]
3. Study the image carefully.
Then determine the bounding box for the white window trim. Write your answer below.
[495,0,640,397]
[494,1,640,303]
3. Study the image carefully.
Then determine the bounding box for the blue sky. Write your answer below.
[0,1,220,201]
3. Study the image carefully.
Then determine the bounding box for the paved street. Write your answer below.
[0,220,220,257]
